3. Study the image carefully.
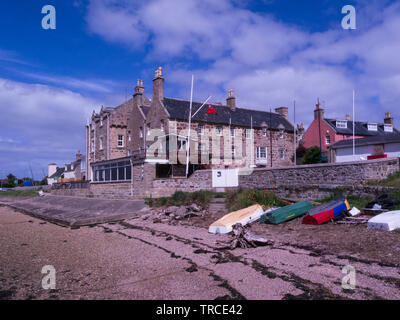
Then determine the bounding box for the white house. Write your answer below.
[328,135,400,163]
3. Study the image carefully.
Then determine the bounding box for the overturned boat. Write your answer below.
[260,201,313,225]
[209,204,265,234]
[302,199,350,225]
[367,211,400,231]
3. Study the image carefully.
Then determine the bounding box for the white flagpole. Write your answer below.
[191,95,212,118]
[186,75,194,178]
[353,89,355,161]
[294,100,296,166]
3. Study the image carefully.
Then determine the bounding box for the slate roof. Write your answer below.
[330,134,400,150]
[48,167,65,179]
[324,119,400,136]
[163,98,294,132]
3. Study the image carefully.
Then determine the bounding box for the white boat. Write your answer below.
[367,210,400,231]
[209,204,269,234]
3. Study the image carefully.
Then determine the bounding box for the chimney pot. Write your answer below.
[226,89,236,111]
[384,112,394,125]
[346,114,350,121]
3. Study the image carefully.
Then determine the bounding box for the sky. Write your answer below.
[0,0,400,179]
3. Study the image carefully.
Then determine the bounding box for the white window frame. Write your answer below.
[117,135,124,148]
[91,140,95,153]
[177,140,187,151]
[216,126,223,136]
[147,123,151,136]
[245,129,251,139]
[100,117,103,127]
[325,135,331,145]
[384,124,393,132]
[368,123,378,131]
[262,128,267,137]
[256,146,267,159]
[279,129,284,139]
[280,149,285,160]
[230,128,235,137]
[336,120,348,129]
[160,119,165,131]
[99,137,104,150]
[139,127,143,138]
[231,145,236,159]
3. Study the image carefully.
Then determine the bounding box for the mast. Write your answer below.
[270,108,273,167]
[185,75,194,178]
[353,89,355,160]
[294,100,296,166]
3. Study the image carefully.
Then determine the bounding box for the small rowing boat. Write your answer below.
[302,199,350,225]
[260,201,313,225]
[367,210,400,231]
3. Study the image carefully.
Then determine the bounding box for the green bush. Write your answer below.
[226,188,287,212]
[301,146,321,164]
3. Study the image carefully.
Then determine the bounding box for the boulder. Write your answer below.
[188,203,202,212]
[165,206,179,215]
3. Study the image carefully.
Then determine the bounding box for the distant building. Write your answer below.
[302,102,400,154]
[328,135,400,163]
[47,151,86,185]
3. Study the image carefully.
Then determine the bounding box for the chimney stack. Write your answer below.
[384,112,394,125]
[226,89,236,111]
[48,164,57,178]
[153,66,164,101]
[134,79,145,105]
[76,150,82,161]
[314,100,324,120]
[275,107,288,121]
[346,114,350,121]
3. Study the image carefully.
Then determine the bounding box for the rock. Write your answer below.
[174,215,182,220]
[188,203,202,212]
[153,218,161,223]
[175,206,188,217]
[161,218,170,223]
[165,206,179,215]
[141,214,150,220]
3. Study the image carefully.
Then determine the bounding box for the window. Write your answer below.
[198,124,204,135]
[147,123,151,135]
[160,119,165,131]
[100,137,104,150]
[336,120,348,129]
[262,128,267,137]
[199,142,206,152]
[100,117,103,127]
[231,145,235,159]
[280,149,285,160]
[91,140,94,152]
[230,128,235,137]
[368,123,378,131]
[139,127,143,138]
[216,126,222,135]
[279,129,284,139]
[128,131,131,142]
[177,140,186,151]
[117,135,124,148]
[384,124,393,132]
[93,161,131,182]
[256,147,267,159]
[325,135,331,145]
[245,129,251,139]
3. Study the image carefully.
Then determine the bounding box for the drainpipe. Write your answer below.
[130,158,133,197]
[107,114,110,160]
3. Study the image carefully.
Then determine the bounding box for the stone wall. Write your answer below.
[240,157,400,188]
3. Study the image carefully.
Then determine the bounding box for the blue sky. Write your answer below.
[0,0,399,178]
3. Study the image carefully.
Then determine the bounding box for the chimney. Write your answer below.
[152,66,164,101]
[226,89,236,111]
[384,112,394,125]
[346,114,350,121]
[76,150,82,161]
[48,164,57,177]
[314,100,324,120]
[134,80,145,105]
[275,107,288,121]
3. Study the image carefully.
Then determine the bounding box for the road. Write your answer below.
[1,205,399,300]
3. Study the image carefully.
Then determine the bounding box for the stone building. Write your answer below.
[47,151,85,185]
[85,67,296,195]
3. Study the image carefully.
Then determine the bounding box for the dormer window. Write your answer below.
[216,126,223,136]
[279,129,284,139]
[384,124,393,132]
[198,124,204,135]
[262,128,267,136]
[160,119,165,131]
[368,123,378,131]
[336,120,347,129]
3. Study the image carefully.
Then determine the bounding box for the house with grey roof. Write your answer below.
[47,151,85,185]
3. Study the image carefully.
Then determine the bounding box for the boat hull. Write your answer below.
[261,201,313,225]
[367,210,400,231]
[302,199,350,225]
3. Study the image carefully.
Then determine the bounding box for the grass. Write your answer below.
[145,190,225,208]
[368,171,400,188]
[0,189,39,197]
[225,188,288,212]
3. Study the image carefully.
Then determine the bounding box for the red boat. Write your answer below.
[302,199,350,225]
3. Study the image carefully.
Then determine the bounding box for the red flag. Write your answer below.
[206,105,217,115]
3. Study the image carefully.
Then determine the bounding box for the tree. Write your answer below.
[301,146,321,165]
[7,173,17,187]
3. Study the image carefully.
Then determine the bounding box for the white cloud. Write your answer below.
[0,78,99,178]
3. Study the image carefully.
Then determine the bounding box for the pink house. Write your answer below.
[302,102,399,153]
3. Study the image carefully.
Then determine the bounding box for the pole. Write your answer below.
[317,99,322,156]
[353,89,355,160]
[186,75,194,178]
[294,100,296,166]
[269,109,273,167]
